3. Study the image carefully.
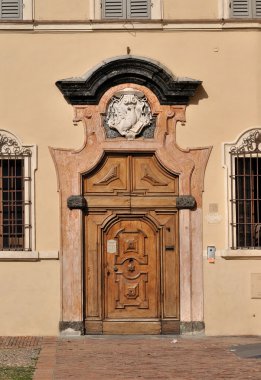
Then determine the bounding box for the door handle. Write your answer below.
[113,266,118,272]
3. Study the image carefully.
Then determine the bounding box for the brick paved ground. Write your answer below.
[0,336,42,349]
[32,335,261,380]
[0,336,42,368]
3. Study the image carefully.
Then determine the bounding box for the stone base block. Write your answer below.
[59,321,84,336]
[180,321,205,335]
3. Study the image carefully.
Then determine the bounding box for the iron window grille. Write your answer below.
[0,132,33,251]
[230,130,261,249]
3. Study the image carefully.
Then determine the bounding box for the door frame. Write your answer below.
[51,58,211,335]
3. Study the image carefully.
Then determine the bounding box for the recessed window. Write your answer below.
[230,0,261,18]
[0,159,25,250]
[0,131,36,251]
[102,0,151,19]
[229,130,261,249]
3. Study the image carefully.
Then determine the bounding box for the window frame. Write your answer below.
[224,128,261,254]
[91,0,162,20]
[102,0,151,20]
[0,130,36,253]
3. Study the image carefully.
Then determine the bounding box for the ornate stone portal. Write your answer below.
[53,56,211,335]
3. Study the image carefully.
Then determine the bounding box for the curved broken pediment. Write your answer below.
[56,55,201,106]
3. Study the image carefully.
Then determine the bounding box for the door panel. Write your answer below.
[83,153,180,334]
[83,154,178,196]
[162,213,179,318]
[104,219,158,319]
[130,196,177,208]
[84,156,130,194]
[132,156,178,195]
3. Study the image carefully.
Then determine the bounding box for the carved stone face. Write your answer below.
[106,88,152,140]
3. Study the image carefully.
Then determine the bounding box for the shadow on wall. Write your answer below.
[190,85,208,105]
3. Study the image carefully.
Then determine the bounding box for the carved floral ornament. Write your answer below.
[105,88,152,140]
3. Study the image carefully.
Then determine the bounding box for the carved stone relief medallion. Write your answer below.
[105,88,152,140]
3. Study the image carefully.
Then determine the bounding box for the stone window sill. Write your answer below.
[221,249,261,260]
[0,251,59,261]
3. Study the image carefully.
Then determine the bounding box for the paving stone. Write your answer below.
[31,335,261,380]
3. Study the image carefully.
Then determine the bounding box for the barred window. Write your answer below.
[229,130,261,249]
[0,131,35,251]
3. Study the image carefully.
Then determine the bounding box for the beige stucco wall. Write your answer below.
[204,260,261,335]
[35,0,90,21]
[0,28,260,335]
[0,261,60,336]
[163,0,218,19]
[32,0,220,21]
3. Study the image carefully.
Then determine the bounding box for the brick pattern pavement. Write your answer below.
[0,336,42,368]
[33,337,57,380]
[0,336,42,349]
[32,335,261,380]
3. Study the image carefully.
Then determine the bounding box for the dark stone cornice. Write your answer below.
[56,56,201,105]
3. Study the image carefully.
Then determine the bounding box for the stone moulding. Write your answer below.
[56,55,201,106]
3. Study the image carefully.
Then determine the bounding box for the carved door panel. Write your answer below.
[130,155,178,209]
[104,219,158,319]
[83,155,130,195]
[83,153,179,334]
[131,155,178,195]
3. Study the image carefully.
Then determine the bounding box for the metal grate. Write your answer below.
[0,132,32,251]
[230,130,261,249]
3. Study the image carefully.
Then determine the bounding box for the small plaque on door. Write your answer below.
[107,239,117,253]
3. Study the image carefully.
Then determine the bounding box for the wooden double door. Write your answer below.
[84,154,180,334]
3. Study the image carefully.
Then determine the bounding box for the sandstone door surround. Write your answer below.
[52,56,211,334]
